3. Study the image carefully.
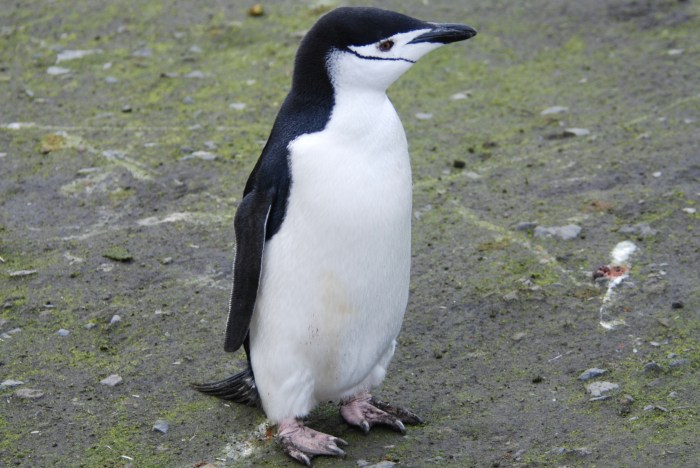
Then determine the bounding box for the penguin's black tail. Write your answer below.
[191,367,261,407]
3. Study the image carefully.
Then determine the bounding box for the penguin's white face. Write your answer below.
[329,29,446,92]
[347,29,442,64]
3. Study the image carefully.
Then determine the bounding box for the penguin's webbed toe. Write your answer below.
[340,392,423,434]
[278,418,348,466]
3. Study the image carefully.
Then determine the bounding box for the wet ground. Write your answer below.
[1,0,699,466]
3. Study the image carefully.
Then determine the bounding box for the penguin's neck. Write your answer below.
[326,86,402,145]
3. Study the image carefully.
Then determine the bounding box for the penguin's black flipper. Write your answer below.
[191,367,261,407]
[224,189,275,353]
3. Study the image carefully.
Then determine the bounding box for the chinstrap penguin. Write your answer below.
[193,7,476,466]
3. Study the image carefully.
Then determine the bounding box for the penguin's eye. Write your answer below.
[377,40,394,52]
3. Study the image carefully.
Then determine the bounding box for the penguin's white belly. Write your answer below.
[249,100,412,421]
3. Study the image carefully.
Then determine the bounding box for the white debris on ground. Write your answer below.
[599,240,637,330]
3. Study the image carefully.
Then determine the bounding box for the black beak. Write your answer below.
[408,23,477,45]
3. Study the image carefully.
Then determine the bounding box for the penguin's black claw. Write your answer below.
[278,418,347,466]
[340,392,423,434]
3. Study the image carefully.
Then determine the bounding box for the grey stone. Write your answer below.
[669,358,690,368]
[153,419,169,434]
[619,223,657,237]
[46,66,70,76]
[181,151,217,161]
[585,381,619,397]
[8,270,37,277]
[534,225,582,240]
[563,128,590,137]
[365,462,396,468]
[514,221,538,232]
[132,47,153,58]
[57,328,70,336]
[0,379,24,390]
[578,368,607,381]
[184,70,206,79]
[547,446,591,456]
[541,105,569,115]
[643,362,663,374]
[15,388,44,399]
[100,374,123,387]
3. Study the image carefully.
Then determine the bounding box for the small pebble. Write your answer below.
[657,317,670,327]
[514,221,538,232]
[85,322,97,330]
[15,388,44,399]
[365,462,396,468]
[578,368,607,381]
[511,331,526,341]
[57,49,101,63]
[586,381,619,397]
[229,102,247,110]
[503,291,519,301]
[184,70,205,79]
[0,379,24,390]
[534,224,582,240]
[540,105,568,115]
[668,391,678,399]
[643,362,663,374]
[669,358,689,368]
[57,329,70,337]
[152,419,170,434]
[619,223,657,237]
[8,270,38,277]
[563,127,590,137]
[105,76,119,84]
[100,374,123,387]
[643,405,668,412]
[121,105,132,113]
[132,47,153,58]
[671,301,684,309]
[109,314,121,325]
[182,96,194,104]
[415,112,433,120]
[547,446,591,456]
[181,151,217,161]
[47,66,70,75]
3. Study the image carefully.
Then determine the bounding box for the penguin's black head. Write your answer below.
[292,7,476,97]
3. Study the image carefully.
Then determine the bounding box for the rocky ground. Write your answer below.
[1,0,699,466]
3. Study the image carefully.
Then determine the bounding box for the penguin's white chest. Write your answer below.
[249,94,413,408]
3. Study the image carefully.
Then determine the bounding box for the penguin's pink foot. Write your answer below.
[340,392,423,434]
[278,418,348,467]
